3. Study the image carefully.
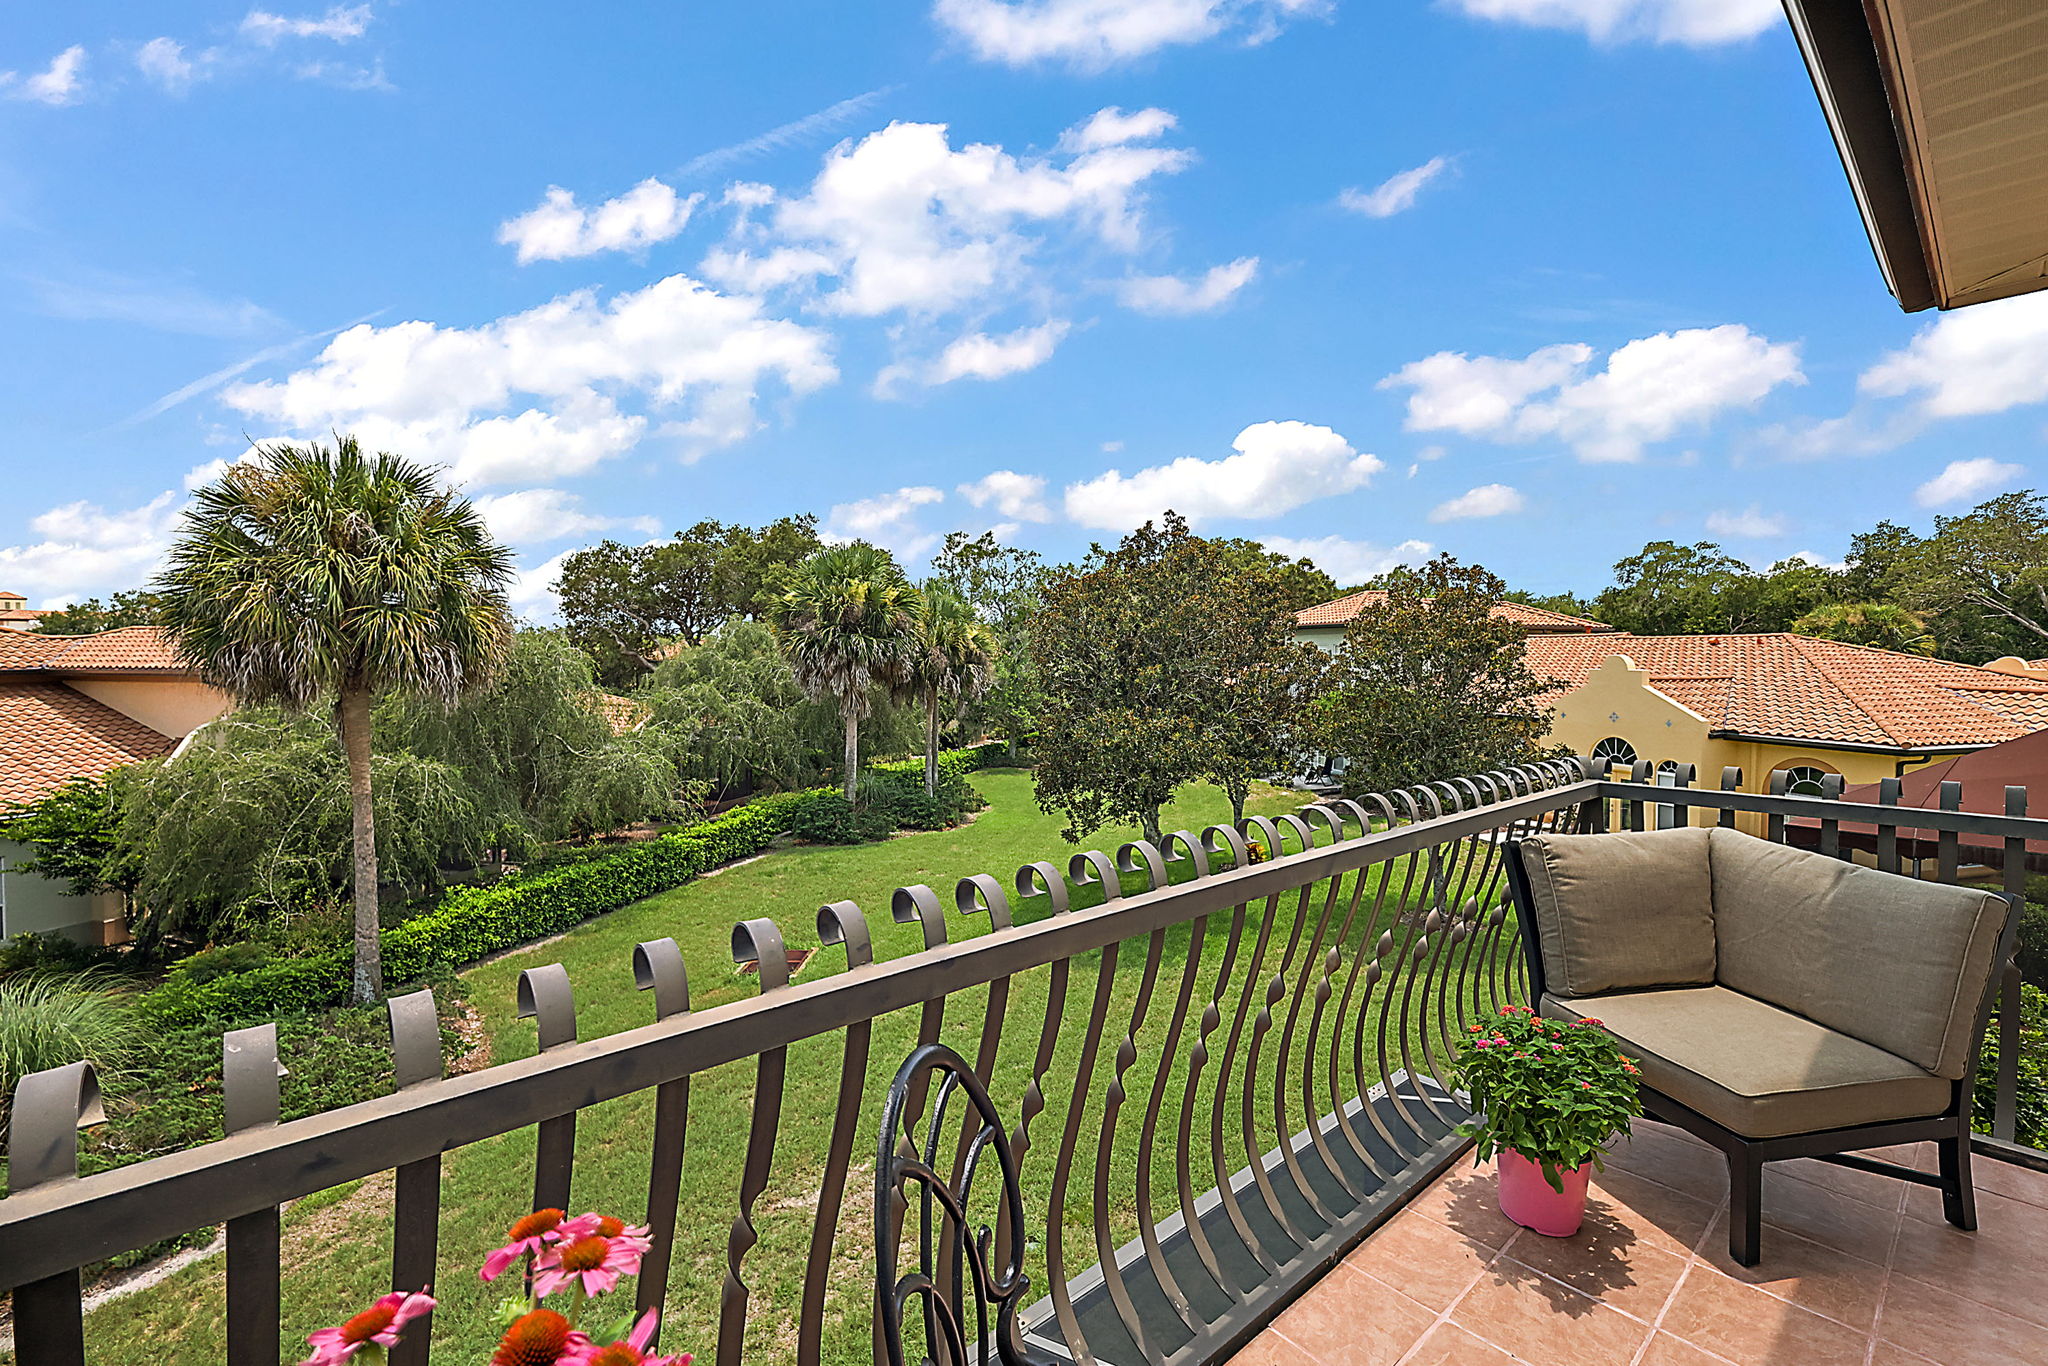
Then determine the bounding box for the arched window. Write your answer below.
[1591,736,1637,774]
[1777,765,1831,797]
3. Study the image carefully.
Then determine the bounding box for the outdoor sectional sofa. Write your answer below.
[1503,825,2019,1266]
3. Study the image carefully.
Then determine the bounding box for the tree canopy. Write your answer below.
[1307,555,1555,794]
[1030,513,1322,843]
[32,590,164,636]
[553,516,823,685]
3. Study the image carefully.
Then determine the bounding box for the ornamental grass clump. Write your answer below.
[1454,1003,1643,1191]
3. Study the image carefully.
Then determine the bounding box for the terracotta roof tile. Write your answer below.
[1526,633,2048,752]
[1295,591,1614,632]
[0,626,186,674]
[596,692,650,735]
[0,681,176,806]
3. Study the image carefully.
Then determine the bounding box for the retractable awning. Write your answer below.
[1785,0,2048,311]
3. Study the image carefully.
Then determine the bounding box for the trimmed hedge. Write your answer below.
[139,743,1001,1028]
[142,791,806,1028]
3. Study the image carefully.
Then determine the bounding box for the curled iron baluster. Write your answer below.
[1187,823,1275,1283]
[876,1043,1056,1366]
[800,903,871,1366]
[719,919,791,1366]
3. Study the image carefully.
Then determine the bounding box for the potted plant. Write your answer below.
[1453,1003,1642,1237]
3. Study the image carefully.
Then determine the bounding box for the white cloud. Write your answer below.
[677,88,894,181]
[1914,458,2025,509]
[470,488,658,545]
[1117,256,1258,315]
[1787,550,1846,573]
[240,5,373,44]
[1064,419,1382,529]
[1382,324,1803,462]
[1339,156,1451,218]
[136,38,200,92]
[1429,483,1525,522]
[933,0,1325,69]
[221,274,836,485]
[509,549,574,615]
[957,470,1053,522]
[700,112,1191,318]
[1445,0,1780,46]
[0,492,183,599]
[1861,294,2048,419]
[498,180,703,264]
[1704,504,1787,538]
[1262,533,1433,584]
[6,46,88,106]
[1060,106,1177,152]
[938,320,1072,387]
[824,486,947,560]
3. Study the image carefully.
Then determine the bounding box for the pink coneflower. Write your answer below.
[492,1308,592,1366]
[570,1310,693,1366]
[558,1213,654,1255]
[533,1230,647,1298]
[299,1290,434,1365]
[483,1208,573,1282]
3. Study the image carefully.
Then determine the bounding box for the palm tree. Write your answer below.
[154,438,513,1002]
[769,543,922,803]
[1792,601,1937,655]
[909,586,998,797]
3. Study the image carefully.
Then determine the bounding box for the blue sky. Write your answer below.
[4,0,2046,615]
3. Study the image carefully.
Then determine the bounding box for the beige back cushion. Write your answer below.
[1708,828,2010,1078]
[1517,828,1717,997]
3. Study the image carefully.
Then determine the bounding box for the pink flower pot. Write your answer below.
[1496,1150,1592,1237]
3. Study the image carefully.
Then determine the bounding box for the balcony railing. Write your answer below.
[0,757,2040,1366]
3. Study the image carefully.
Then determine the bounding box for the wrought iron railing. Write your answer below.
[0,755,2040,1366]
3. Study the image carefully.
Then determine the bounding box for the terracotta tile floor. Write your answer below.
[1226,1123,2048,1366]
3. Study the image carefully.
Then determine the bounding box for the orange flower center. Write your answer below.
[557,1235,610,1273]
[492,1309,573,1366]
[508,1209,566,1242]
[594,1216,626,1238]
[340,1303,397,1345]
[585,1347,646,1366]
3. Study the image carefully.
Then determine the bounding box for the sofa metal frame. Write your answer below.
[1502,837,2021,1267]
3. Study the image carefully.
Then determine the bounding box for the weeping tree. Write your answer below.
[909,585,998,796]
[768,543,923,803]
[154,438,513,1002]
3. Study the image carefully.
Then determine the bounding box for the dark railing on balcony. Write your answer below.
[0,756,2040,1366]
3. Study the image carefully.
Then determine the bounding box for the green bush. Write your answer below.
[166,942,274,986]
[0,972,138,1121]
[858,772,956,831]
[1976,981,2048,1150]
[0,931,127,979]
[2017,899,2048,992]
[786,791,860,844]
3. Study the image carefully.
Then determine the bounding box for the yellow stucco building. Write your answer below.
[1294,592,2048,800]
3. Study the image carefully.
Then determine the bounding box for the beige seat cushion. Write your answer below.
[1708,828,2010,1079]
[1541,987,1951,1139]
[1517,828,1716,997]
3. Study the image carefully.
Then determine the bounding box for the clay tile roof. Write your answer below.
[596,692,650,735]
[0,626,186,674]
[1524,633,2048,752]
[0,681,176,806]
[1294,591,1615,633]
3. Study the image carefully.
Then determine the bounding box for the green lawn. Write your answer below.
[71,771,1487,1366]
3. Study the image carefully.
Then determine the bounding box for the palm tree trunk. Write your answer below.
[338,683,384,1003]
[924,688,941,798]
[843,708,860,804]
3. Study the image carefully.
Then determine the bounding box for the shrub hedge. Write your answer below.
[140,742,1005,1028]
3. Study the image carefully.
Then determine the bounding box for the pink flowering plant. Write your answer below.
[296,1208,690,1366]
[1453,1004,1643,1192]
